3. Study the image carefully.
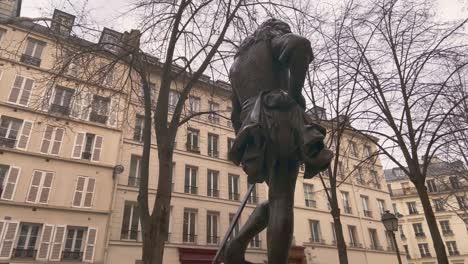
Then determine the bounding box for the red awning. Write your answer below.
[178,247,220,264]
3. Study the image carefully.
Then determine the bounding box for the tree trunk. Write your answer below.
[415,182,449,264]
[330,193,348,264]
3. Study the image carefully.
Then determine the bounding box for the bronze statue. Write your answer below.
[221,19,333,264]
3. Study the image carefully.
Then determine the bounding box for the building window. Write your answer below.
[49,86,74,115]
[309,220,322,243]
[183,209,197,243]
[40,126,64,155]
[207,170,219,198]
[446,241,459,256]
[207,133,219,157]
[440,220,453,236]
[341,192,352,214]
[377,199,386,215]
[70,93,92,120]
[247,184,258,204]
[228,174,240,201]
[413,223,425,237]
[337,161,345,176]
[456,196,466,209]
[72,132,103,161]
[133,115,144,142]
[449,176,460,189]
[121,201,140,240]
[206,212,219,245]
[14,223,40,258]
[189,96,200,116]
[0,116,32,150]
[169,90,180,111]
[72,176,95,208]
[184,166,198,194]
[399,225,406,239]
[361,196,371,217]
[26,170,54,204]
[208,101,220,124]
[348,225,359,247]
[407,201,418,214]
[403,245,411,259]
[355,167,365,185]
[250,233,261,248]
[349,141,358,157]
[433,199,445,212]
[89,95,110,124]
[370,170,380,189]
[128,155,142,187]
[426,179,437,192]
[186,128,199,152]
[21,38,46,67]
[418,243,431,258]
[368,228,380,250]
[304,184,316,208]
[331,223,336,244]
[385,231,396,251]
[363,145,371,157]
[226,106,233,127]
[63,227,85,260]
[227,138,235,154]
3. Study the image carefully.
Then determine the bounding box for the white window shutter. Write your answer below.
[92,136,103,162]
[50,128,64,155]
[36,224,54,260]
[1,166,21,200]
[72,132,85,159]
[0,221,5,242]
[27,170,43,203]
[40,125,54,153]
[16,120,33,150]
[49,225,66,261]
[83,178,95,208]
[7,76,24,103]
[72,176,85,207]
[39,172,54,204]
[0,221,19,260]
[83,227,97,263]
[108,99,118,127]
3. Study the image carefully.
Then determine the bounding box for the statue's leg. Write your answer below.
[224,201,269,264]
[267,159,299,264]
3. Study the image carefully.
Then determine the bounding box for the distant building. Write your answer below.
[385,157,468,264]
[0,0,21,18]
[0,8,403,264]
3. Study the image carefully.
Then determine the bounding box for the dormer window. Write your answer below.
[99,28,123,54]
[51,9,75,36]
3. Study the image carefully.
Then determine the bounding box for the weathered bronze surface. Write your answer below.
[222,19,333,264]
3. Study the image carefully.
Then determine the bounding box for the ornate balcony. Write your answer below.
[21,54,41,67]
[0,137,16,148]
[49,103,70,116]
[184,185,198,195]
[13,248,36,258]
[89,112,108,124]
[206,236,220,245]
[62,251,83,261]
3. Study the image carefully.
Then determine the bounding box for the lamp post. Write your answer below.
[381,210,402,264]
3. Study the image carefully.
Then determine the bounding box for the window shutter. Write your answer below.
[36,224,54,260]
[27,170,43,203]
[41,82,54,111]
[81,93,92,120]
[83,178,95,207]
[72,176,85,207]
[40,126,54,153]
[7,76,23,103]
[92,135,103,162]
[70,93,82,118]
[108,99,118,127]
[1,166,20,200]
[83,227,97,262]
[50,128,64,155]
[0,221,4,242]
[39,172,53,204]
[19,78,34,106]
[49,225,66,261]
[72,132,85,159]
[0,221,19,259]
[16,120,33,150]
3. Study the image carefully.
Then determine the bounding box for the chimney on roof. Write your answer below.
[122,29,141,52]
[0,0,22,18]
[51,9,75,36]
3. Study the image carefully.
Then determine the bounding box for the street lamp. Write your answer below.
[381,210,402,264]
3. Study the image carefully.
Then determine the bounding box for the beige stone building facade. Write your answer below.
[385,159,468,264]
[0,5,404,264]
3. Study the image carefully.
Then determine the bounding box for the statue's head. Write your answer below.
[236,18,292,57]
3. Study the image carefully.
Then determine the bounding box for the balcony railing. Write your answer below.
[62,251,83,261]
[0,137,16,148]
[409,210,419,215]
[309,238,325,244]
[449,250,460,256]
[229,193,240,201]
[121,229,140,241]
[208,151,219,158]
[49,103,70,116]
[435,206,446,212]
[206,236,220,245]
[186,143,200,153]
[207,189,219,198]
[89,112,108,124]
[343,206,352,214]
[421,253,432,258]
[387,245,396,251]
[13,248,36,258]
[415,232,426,238]
[184,185,198,194]
[363,210,373,217]
[442,229,454,236]
[248,195,259,204]
[81,151,92,160]
[128,176,140,187]
[305,199,317,208]
[183,233,197,244]
[369,244,383,251]
[21,54,41,67]
[349,242,363,248]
